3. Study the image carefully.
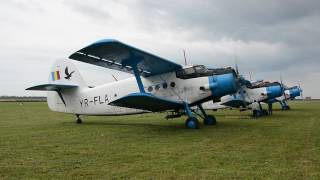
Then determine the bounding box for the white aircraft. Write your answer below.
[273,85,302,110]
[26,39,240,129]
[202,81,282,113]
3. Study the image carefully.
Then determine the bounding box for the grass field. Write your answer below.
[0,101,320,179]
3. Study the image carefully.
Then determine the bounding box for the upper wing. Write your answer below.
[69,39,182,77]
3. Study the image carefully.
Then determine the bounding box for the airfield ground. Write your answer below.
[0,101,319,179]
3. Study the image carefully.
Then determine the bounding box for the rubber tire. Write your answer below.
[253,110,261,118]
[262,109,269,116]
[76,119,82,124]
[204,115,217,125]
[185,117,199,129]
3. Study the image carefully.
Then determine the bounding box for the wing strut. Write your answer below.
[132,62,145,93]
[122,54,146,93]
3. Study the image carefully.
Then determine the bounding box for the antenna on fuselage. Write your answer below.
[183,50,187,66]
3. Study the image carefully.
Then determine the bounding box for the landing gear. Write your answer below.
[253,110,261,118]
[283,105,290,110]
[185,117,199,129]
[183,102,199,129]
[204,115,216,125]
[261,109,269,116]
[76,114,82,124]
[280,101,290,111]
[183,102,217,129]
[198,104,216,125]
[268,103,273,115]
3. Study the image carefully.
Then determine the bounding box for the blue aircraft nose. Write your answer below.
[209,73,237,98]
[267,85,282,99]
[290,88,301,98]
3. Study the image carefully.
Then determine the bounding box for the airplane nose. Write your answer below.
[267,85,282,99]
[290,88,301,98]
[209,73,237,98]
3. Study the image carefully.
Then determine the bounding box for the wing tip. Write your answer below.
[93,38,119,44]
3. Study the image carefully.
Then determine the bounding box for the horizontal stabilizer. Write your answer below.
[26,84,78,91]
[109,93,184,112]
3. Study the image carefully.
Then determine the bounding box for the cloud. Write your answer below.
[0,0,319,98]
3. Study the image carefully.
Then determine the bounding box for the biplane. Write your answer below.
[202,80,283,116]
[27,39,240,129]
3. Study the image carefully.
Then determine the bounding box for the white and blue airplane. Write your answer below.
[271,85,302,110]
[26,39,240,129]
[202,80,283,116]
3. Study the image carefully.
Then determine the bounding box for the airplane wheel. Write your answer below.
[204,115,216,125]
[76,119,82,124]
[253,110,261,118]
[262,109,269,116]
[287,106,290,110]
[185,117,199,129]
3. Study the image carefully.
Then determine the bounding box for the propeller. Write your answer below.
[234,62,247,108]
[280,75,286,98]
[299,83,303,100]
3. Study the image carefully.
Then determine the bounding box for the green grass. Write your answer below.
[0,101,320,179]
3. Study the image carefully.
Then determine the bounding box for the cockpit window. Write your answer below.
[176,65,209,79]
[176,65,235,79]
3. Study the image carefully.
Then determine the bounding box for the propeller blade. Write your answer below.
[239,86,247,108]
[280,75,285,97]
[299,83,303,99]
[235,62,239,77]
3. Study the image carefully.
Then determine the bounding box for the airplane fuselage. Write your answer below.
[48,72,213,115]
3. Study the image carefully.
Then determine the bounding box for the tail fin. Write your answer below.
[48,59,87,88]
[26,59,87,91]
[26,59,87,113]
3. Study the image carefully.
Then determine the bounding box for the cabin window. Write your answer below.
[155,85,160,91]
[148,86,153,92]
[163,82,168,89]
[170,82,176,87]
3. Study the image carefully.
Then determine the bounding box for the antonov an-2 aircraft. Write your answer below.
[27,39,240,129]
[202,81,282,110]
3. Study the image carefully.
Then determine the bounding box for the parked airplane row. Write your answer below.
[26,39,302,129]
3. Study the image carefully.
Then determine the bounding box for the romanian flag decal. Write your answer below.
[51,71,60,81]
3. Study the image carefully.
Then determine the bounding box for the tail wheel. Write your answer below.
[204,115,216,125]
[185,117,199,129]
[76,114,82,124]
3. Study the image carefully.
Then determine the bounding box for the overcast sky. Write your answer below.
[0,0,319,98]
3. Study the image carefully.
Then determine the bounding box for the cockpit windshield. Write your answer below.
[176,65,235,79]
[251,81,281,88]
[176,65,209,79]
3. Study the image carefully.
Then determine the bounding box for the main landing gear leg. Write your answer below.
[280,100,290,110]
[184,102,199,129]
[76,114,82,124]
[198,104,216,125]
[259,102,269,116]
